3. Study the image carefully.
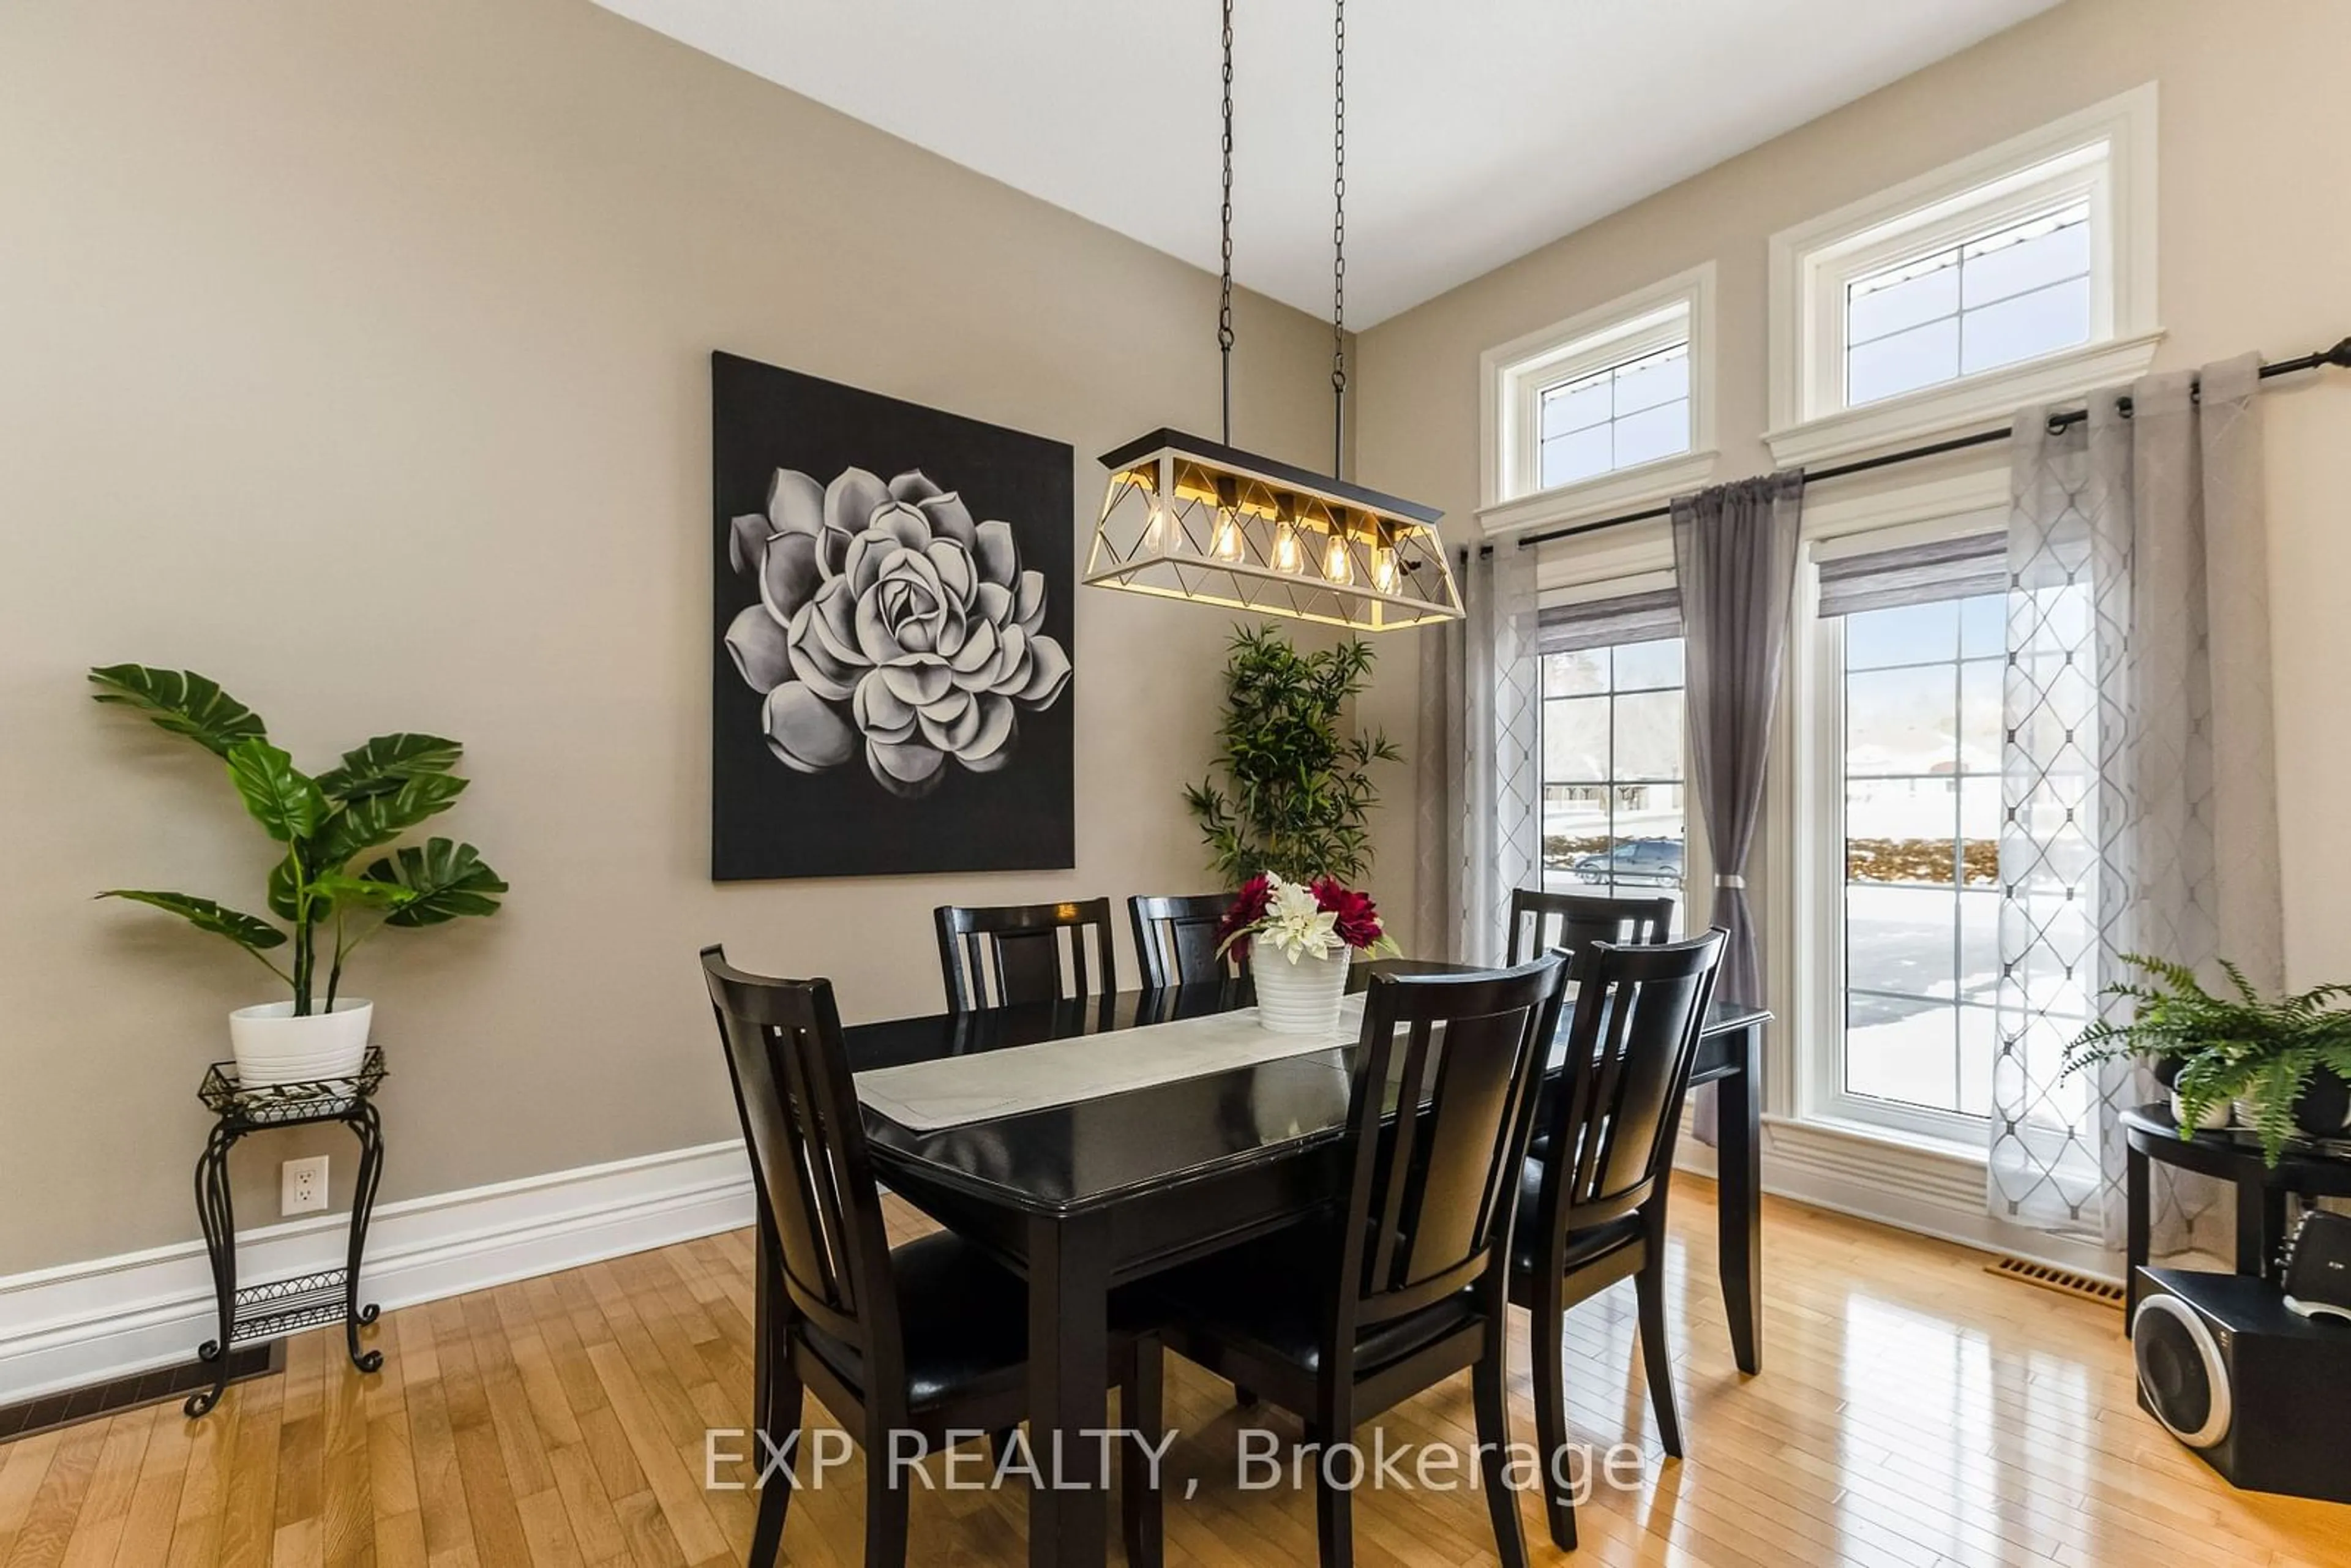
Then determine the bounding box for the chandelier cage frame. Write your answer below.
[1084,428,1461,634]
[1084,0,1463,634]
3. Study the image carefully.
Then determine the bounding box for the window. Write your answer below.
[1839,594,2002,1119]
[1537,342,1691,489]
[1845,202,2091,407]
[1803,531,2008,1144]
[1767,86,2158,467]
[1537,587,1688,920]
[1480,265,1716,532]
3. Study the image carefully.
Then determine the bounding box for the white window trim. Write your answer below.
[1790,499,2009,1155]
[1765,84,2161,470]
[1479,263,1717,538]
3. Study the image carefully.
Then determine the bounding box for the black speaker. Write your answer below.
[2133,1268,2351,1504]
[2283,1210,2351,1322]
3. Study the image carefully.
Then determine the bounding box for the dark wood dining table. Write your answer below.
[800,959,1768,1568]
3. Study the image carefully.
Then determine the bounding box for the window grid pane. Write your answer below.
[1537,343,1693,490]
[1542,639,1687,928]
[1841,592,2004,1119]
[1843,203,2091,408]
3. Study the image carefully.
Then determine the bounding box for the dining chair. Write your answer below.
[1143,958,1572,1568]
[699,947,1161,1568]
[1509,928,1725,1551]
[1127,893,1248,989]
[934,898,1118,1011]
[1504,886,1676,964]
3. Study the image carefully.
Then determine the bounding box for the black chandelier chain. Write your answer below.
[1330,0,1348,473]
[1218,0,1235,446]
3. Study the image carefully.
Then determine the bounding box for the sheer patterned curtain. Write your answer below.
[1992,355,2279,1250]
[1414,541,1541,966]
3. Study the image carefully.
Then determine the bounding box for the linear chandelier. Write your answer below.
[1084,0,1462,633]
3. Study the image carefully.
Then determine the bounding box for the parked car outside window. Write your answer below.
[1572,837,1684,888]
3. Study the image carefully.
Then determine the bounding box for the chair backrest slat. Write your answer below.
[1505,888,1674,966]
[1533,930,1726,1242]
[700,947,902,1368]
[1336,960,1569,1336]
[1128,894,1248,989]
[934,899,1119,1010]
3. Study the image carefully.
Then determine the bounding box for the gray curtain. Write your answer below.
[1672,473,1804,1005]
[1414,541,1542,967]
[1673,474,1804,1140]
[1991,354,2279,1250]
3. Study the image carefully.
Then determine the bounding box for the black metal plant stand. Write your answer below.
[187,1047,389,1417]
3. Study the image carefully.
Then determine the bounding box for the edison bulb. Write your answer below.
[1322,535,1354,585]
[1143,504,1167,552]
[1211,508,1243,561]
[1272,522,1304,574]
[1371,546,1400,595]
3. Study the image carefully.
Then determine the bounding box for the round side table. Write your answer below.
[187,1046,389,1417]
[2121,1103,2351,1321]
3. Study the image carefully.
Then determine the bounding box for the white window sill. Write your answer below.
[1476,448,1719,541]
[1779,1111,1987,1169]
[1761,329,2165,471]
[1677,1108,1987,1215]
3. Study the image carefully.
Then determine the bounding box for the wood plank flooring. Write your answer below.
[7,1182,2347,1567]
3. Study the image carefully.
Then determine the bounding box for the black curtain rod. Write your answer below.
[1488,335,2351,555]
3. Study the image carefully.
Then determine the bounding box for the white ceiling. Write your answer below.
[594,0,2062,327]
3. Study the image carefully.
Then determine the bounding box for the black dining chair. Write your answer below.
[1144,958,1572,1568]
[1509,928,1725,1551]
[700,947,1161,1568]
[1127,893,1249,989]
[1504,886,1676,965]
[934,898,1118,1011]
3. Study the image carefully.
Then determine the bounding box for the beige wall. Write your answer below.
[0,0,1357,1274]
[1354,0,2351,988]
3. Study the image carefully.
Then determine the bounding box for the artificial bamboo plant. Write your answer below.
[1184,625,1400,885]
[90,665,507,1013]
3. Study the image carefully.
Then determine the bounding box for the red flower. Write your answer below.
[1215,874,1273,956]
[1310,877,1385,950]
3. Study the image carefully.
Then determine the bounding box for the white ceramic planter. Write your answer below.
[2173,1090,2232,1131]
[1252,948,1351,1035]
[229,999,373,1087]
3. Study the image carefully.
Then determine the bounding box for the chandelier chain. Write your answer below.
[1218,0,1235,445]
[1330,0,1348,470]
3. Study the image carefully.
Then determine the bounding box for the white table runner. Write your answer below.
[855,997,1366,1133]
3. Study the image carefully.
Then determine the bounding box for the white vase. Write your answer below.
[229,999,373,1087]
[1252,948,1351,1035]
[2172,1090,2232,1132]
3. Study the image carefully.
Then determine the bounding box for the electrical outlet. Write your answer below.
[281,1155,330,1217]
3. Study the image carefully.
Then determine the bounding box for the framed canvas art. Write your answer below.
[711,351,1075,880]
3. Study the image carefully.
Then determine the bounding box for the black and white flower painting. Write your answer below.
[710,353,1075,880]
[724,466,1071,797]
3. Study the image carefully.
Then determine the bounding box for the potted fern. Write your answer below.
[2063,955,2351,1166]
[90,666,508,1086]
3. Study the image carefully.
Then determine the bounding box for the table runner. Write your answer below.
[854,997,1366,1133]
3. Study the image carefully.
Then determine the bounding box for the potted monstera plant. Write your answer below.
[90,666,508,1086]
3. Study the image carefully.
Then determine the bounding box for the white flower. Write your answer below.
[1259,873,1342,964]
[726,465,1072,798]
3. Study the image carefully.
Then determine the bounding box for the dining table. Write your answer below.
[779,958,1768,1568]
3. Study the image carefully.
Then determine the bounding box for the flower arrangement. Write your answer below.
[1214,872,1395,966]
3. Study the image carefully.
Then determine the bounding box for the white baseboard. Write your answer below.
[0,1141,754,1404]
[1676,1113,2121,1282]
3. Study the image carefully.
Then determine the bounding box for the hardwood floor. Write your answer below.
[6,1183,2347,1567]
